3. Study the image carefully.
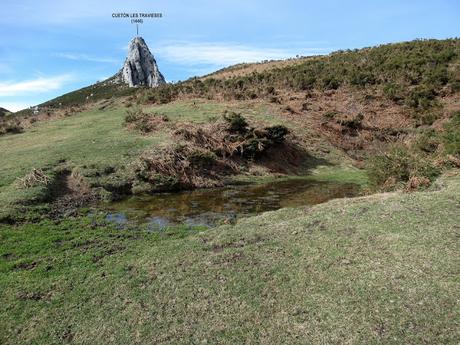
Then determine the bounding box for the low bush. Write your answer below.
[321,75,340,90]
[188,150,218,169]
[413,128,440,153]
[406,86,437,110]
[264,125,289,143]
[124,108,168,133]
[223,112,248,134]
[350,70,376,87]
[414,111,440,126]
[129,144,225,192]
[367,144,440,190]
[383,83,404,102]
[0,120,23,135]
[443,111,460,155]
[339,113,364,130]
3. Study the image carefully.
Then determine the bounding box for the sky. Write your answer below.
[0,0,459,111]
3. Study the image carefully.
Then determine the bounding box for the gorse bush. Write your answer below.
[413,128,440,153]
[383,82,404,102]
[124,108,169,133]
[443,111,460,155]
[264,125,289,143]
[367,144,440,190]
[406,86,437,110]
[367,111,459,190]
[0,120,23,136]
[223,112,248,134]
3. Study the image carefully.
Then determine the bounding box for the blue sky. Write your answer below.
[0,0,459,111]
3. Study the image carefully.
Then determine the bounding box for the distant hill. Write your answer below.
[6,38,460,162]
[0,107,11,117]
[25,38,459,113]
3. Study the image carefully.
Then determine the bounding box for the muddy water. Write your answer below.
[105,178,360,229]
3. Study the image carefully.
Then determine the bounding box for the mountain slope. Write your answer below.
[1,38,459,220]
[0,107,11,117]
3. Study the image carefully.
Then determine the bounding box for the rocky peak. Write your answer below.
[114,36,165,88]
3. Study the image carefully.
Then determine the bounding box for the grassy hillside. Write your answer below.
[1,38,460,220]
[146,39,460,102]
[1,173,459,344]
[0,38,459,344]
[0,106,162,220]
[0,96,358,222]
[136,39,460,164]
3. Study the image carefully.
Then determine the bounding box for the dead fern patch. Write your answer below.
[15,168,51,189]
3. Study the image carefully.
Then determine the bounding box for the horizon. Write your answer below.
[1,0,459,111]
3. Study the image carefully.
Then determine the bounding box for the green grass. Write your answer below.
[0,98,352,221]
[1,174,459,344]
[0,107,163,219]
[229,164,368,187]
[146,98,285,126]
[146,99,227,123]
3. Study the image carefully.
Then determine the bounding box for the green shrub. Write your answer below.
[188,150,217,169]
[383,83,404,102]
[413,129,440,153]
[414,111,440,126]
[124,108,168,133]
[367,145,440,190]
[223,112,248,134]
[339,113,364,130]
[323,111,337,120]
[240,138,271,158]
[293,74,316,90]
[350,71,376,87]
[426,65,449,87]
[406,86,437,110]
[264,125,289,143]
[321,76,340,90]
[124,108,141,123]
[443,111,460,155]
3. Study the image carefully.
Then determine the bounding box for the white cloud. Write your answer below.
[156,41,331,66]
[56,53,118,64]
[0,102,31,112]
[0,74,73,97]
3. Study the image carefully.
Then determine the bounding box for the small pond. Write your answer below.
[104,178,360,229]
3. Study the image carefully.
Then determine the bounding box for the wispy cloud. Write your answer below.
[156,41,331,66]
[0,74,73,97]
[55,53,118,64]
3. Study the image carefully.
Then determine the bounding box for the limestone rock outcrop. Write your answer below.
[114,37,165,87]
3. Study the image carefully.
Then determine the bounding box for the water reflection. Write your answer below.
[105,179,359,228]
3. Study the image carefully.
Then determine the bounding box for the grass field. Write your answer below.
[1,174,458,344]
[0,99,353,221]
[0,106,162,220]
